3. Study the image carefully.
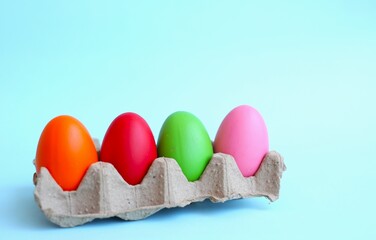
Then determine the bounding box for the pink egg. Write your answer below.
[214,105,269,177]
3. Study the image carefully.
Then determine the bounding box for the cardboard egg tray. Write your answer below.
[34,147,286,227]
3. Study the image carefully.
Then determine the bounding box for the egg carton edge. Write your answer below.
[34,151,286,227]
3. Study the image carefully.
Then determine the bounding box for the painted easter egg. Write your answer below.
[157,111,213,181]
[35,115,98,191]
[214,105,269,177]
[100,113,157,185]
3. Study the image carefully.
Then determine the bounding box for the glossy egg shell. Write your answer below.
[35,115,98,191]
[214,105,269,177]
[157,111,213,181]
[100,113,157,185]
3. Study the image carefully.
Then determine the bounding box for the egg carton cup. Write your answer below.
[34,151,286,227]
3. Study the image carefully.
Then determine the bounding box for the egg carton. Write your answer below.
[34,151,286,227]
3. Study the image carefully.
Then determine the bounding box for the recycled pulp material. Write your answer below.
[34,151,286,227]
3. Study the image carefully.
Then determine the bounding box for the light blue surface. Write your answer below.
[1,1,375,239]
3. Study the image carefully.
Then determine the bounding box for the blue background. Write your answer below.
[1,1,375,239]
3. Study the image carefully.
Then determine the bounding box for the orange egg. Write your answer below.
[35,115,98,191]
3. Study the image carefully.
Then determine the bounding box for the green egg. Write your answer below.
[157,111,213,181]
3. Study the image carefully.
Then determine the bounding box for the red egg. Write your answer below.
[100,113,157,185]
